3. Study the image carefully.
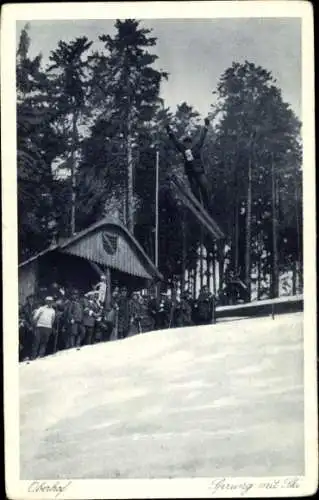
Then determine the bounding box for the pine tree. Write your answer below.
[46,36,93,235]
[17,24,60,259]
[96,19,168,233]
[212,61,302,299]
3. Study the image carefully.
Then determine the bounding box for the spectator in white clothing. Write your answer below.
[31,296,56,360]
[94,274,107,306]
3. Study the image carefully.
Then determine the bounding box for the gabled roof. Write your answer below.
[19,218,162,281]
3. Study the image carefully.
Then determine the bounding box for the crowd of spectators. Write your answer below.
[19,277,216,362]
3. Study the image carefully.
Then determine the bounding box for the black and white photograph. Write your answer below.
[2,1,317,498]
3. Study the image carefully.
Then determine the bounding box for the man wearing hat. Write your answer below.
[138,291,155,333]
[117,286,130,339]
[156,290,172,330]
[82,294,99,344]
[66,289,85,348]
[31,296,56,359]
[175,290,193,328]
[194,285,215,325]
[128,291,142,336]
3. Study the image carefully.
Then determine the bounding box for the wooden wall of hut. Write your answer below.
[109,268,152,294]
[19,250,155,304]
[19,260,38,305]
[36,251,100,294]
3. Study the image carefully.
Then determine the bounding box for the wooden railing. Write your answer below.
[215,294,303,321]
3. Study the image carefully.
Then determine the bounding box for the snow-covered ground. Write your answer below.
[20,313,304,479]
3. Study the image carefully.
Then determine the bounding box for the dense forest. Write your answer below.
[17,20,303,301]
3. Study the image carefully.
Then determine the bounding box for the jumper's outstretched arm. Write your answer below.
[195,117,210,150]
[165,124,183,153]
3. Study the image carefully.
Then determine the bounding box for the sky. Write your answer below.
[17,18,301,118]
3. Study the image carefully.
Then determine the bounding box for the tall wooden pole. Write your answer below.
[193,266,197,299]
[235,200,239,273]
[155,149,159,268]
[212,247,217,297]
[199,227,204,289]
[181,210,187,291]
[294,172,302,293]
[70,110,78,235]
[206,248,211,289]
[245,153,252,300]
[271,152,279,299]
[127,119,134,234]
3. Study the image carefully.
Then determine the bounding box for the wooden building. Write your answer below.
[19,218,162,305]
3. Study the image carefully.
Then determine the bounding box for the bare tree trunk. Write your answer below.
[70,110,78,236]
[189,268,193,295]
[231,161,239,274]
[211,247,217,297]
[292,259,297,295]
[294,175,302,293]
[193,262,197,299]
[245,153,252,301]
[257,234,262,300]
[185,268,189,291]
[181,211,186,291]
[199,234,204,290]
[127,118,134,233]
[296,261,301,294]
[233,148,240,273]
[123,182,128,227]
[105,267,111,309]
[189,268,193,297]
[257,259,261,300]
[218,241,225,293]
[235,199,239,273]
[271,153,279,298]
[206,247,211,289]
[155,149,159,267]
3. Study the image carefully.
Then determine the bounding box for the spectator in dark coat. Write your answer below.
[147,292,159,328]
[117,287,130,339]
[147,291,172,330]
[53,297,66,352]
[194,286,215,325]
[66,290,85,348]
[108,288,120,340]
[156,292,172,330]
[139,293,155,333]
[175,291,193,327]
[82,296,97,345]
[21,294,37,360]
[60,294,71,348]
[19,305,28,361]
[97,308,114,342]
[128,292,143,336]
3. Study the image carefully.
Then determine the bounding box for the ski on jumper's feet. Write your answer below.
[171,175,224,240]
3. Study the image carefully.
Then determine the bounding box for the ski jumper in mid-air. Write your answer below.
[165,117,211,210]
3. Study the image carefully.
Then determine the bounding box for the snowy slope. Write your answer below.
[20,313,304,479]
